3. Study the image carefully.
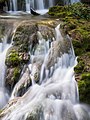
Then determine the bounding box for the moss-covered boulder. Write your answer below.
[5,20,58,94]
[5,48,30,67]
[11,67,31,98]
[5,66,21,92]
[78,73,90,104]
[48,3,90,20]
[74,52,90,104]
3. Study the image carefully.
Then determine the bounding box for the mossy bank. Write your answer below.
[48,3,90,104]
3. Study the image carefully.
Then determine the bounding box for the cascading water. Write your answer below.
[10,0,12,11]
[25,0,31,13]
[49,0,54,7]
[71,0,80,4]
[1,24,90,120]
[0,22,19,109]
[0,36,11,109]
[12,0,17,11]
[8,0,80,14]
[37,0,44,10]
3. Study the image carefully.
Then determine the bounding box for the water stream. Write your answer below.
[1,24,89,120]
[0,36,11,109]
[8,0,80,14]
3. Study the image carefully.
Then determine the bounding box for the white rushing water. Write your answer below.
[25,0,31,13]
[37,0,44,10]
[0,36,11,109]
[12,0,17,11]
[49,0,54,7]
[1,24,90,120]
[8,0,80,14]
[71,0,80,4]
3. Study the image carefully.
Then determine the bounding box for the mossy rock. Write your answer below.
[75,52,90,104]
[13,23,38,53]
[48,3,90,20]
[74,52,90,74]
[48,3,90,57]
[13,67,21,81]
[5,66,21,91]
[5,50,21,67]
[5,47,30,67]
[0,110,2,114]
[74,61,85,74]
[78,73,90,104]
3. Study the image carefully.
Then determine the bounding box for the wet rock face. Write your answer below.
[0,20,14,43]
[45,39,71,69]
[11,67,31,98]
[29,55,44,83]
[5,67,21,92]
[38,24,55,41]
[5,20,57,94]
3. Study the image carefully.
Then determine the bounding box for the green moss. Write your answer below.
[81,73,90,80]
[74,60,85,74]
[72,40,84,56]
[13,67,21,82]
[49,3,90,20]
[49,3,90,56]
[71,27,90,55]
[78,73,90,104]
[0,109,2,114]
[5,50,21,67]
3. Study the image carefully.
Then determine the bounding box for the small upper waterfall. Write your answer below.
[71,0,80,4]
[25,0,31,13]
[12,0,17,11]
[37,0,44,10]
[49,0,54,7]
[8,0,80,13]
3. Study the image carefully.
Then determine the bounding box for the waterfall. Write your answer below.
[25,0,30,13]
[49,0,54,7]
[71,0,80,4]
[0,23,18,109]
[10,0,12,11]
[26,0,31,13]
[8,0,80,13]
[1,24,89,120]
[12,0,17,11]
[37,0,44,10]
[0,36,11,109]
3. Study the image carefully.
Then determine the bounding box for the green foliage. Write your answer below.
[78,73,90,104]
[74,59,85,73]
[6,50,21,67]
[49,3,90,57]
[48,3,90,20]
[81,73,90,80]
[0,109,3,114]
[13,67,21,82]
